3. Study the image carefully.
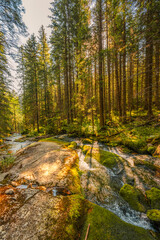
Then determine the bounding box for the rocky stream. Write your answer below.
[0,134,160,240]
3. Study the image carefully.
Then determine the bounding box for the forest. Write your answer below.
[0,0,160,240]
[0,0,159,137]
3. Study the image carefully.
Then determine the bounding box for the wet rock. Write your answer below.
[39,186,46,191]
[58,134,68,140]
[16,184,28,189]
[5,189,14,195]
[110,176,123,191]
[126,176,135,186]
[11,181,19,187]
[48,187,72,196]
[10,196,17,201]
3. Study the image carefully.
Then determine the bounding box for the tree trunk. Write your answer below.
[98,0,104,127]
[122,1,126,121]
[155,42,159,109]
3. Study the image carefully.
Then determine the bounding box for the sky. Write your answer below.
[22,0,52,38]
[12,0,52,90]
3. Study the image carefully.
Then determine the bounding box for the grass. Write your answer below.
[0,155,15,172]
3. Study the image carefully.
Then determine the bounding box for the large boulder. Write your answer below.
[146,187,160,209]
[119,184,146,212]
[0,141,82,240]
[7,142,79,189]
[147,209,160,231]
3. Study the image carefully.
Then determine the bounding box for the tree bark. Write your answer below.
[98,0,104,127]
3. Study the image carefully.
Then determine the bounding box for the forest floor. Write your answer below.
[0,133,160,240]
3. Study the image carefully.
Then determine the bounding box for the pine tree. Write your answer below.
[38,26,52,120]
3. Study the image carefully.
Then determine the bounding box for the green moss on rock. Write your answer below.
[119,184,146,212]
[147,209,160,222]
[146,188,160,209]
[82,138,93,144]
[134,159,158,171]
[69,155,82,195]
[86,148,121,169]
[147,146,156,155]
[39,137,70,147]
[68,141,77,149]
[81,145,91,154]
[80,202,156,240]
[49,195,88,240]
[154,145,160,156]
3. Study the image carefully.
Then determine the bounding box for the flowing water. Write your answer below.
[77,148,153,230]
[4,133,33,154]
[1,134,159,231]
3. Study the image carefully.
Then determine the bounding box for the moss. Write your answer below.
[154,145,160,156]
[39,137,70,147]
[44,151,88,240]
[50,195,88,240]
[109,123,160,155]
[86,148,121,169]
[107,141,119,147]
[97,137,109,144]
[68,141,77,149]
[152,136,160,145]
[80,202,156,240]
[82,138,93,144]
[120,146,133,154]
[146,188,160,209]
[148,146,156,155]
[134,159,158,171]
[119,184,146,212]
[122,138,147,154]
[147,209,160,222]
[68,155,82,195]
[64,195,86,238]
[81,145,91,154]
